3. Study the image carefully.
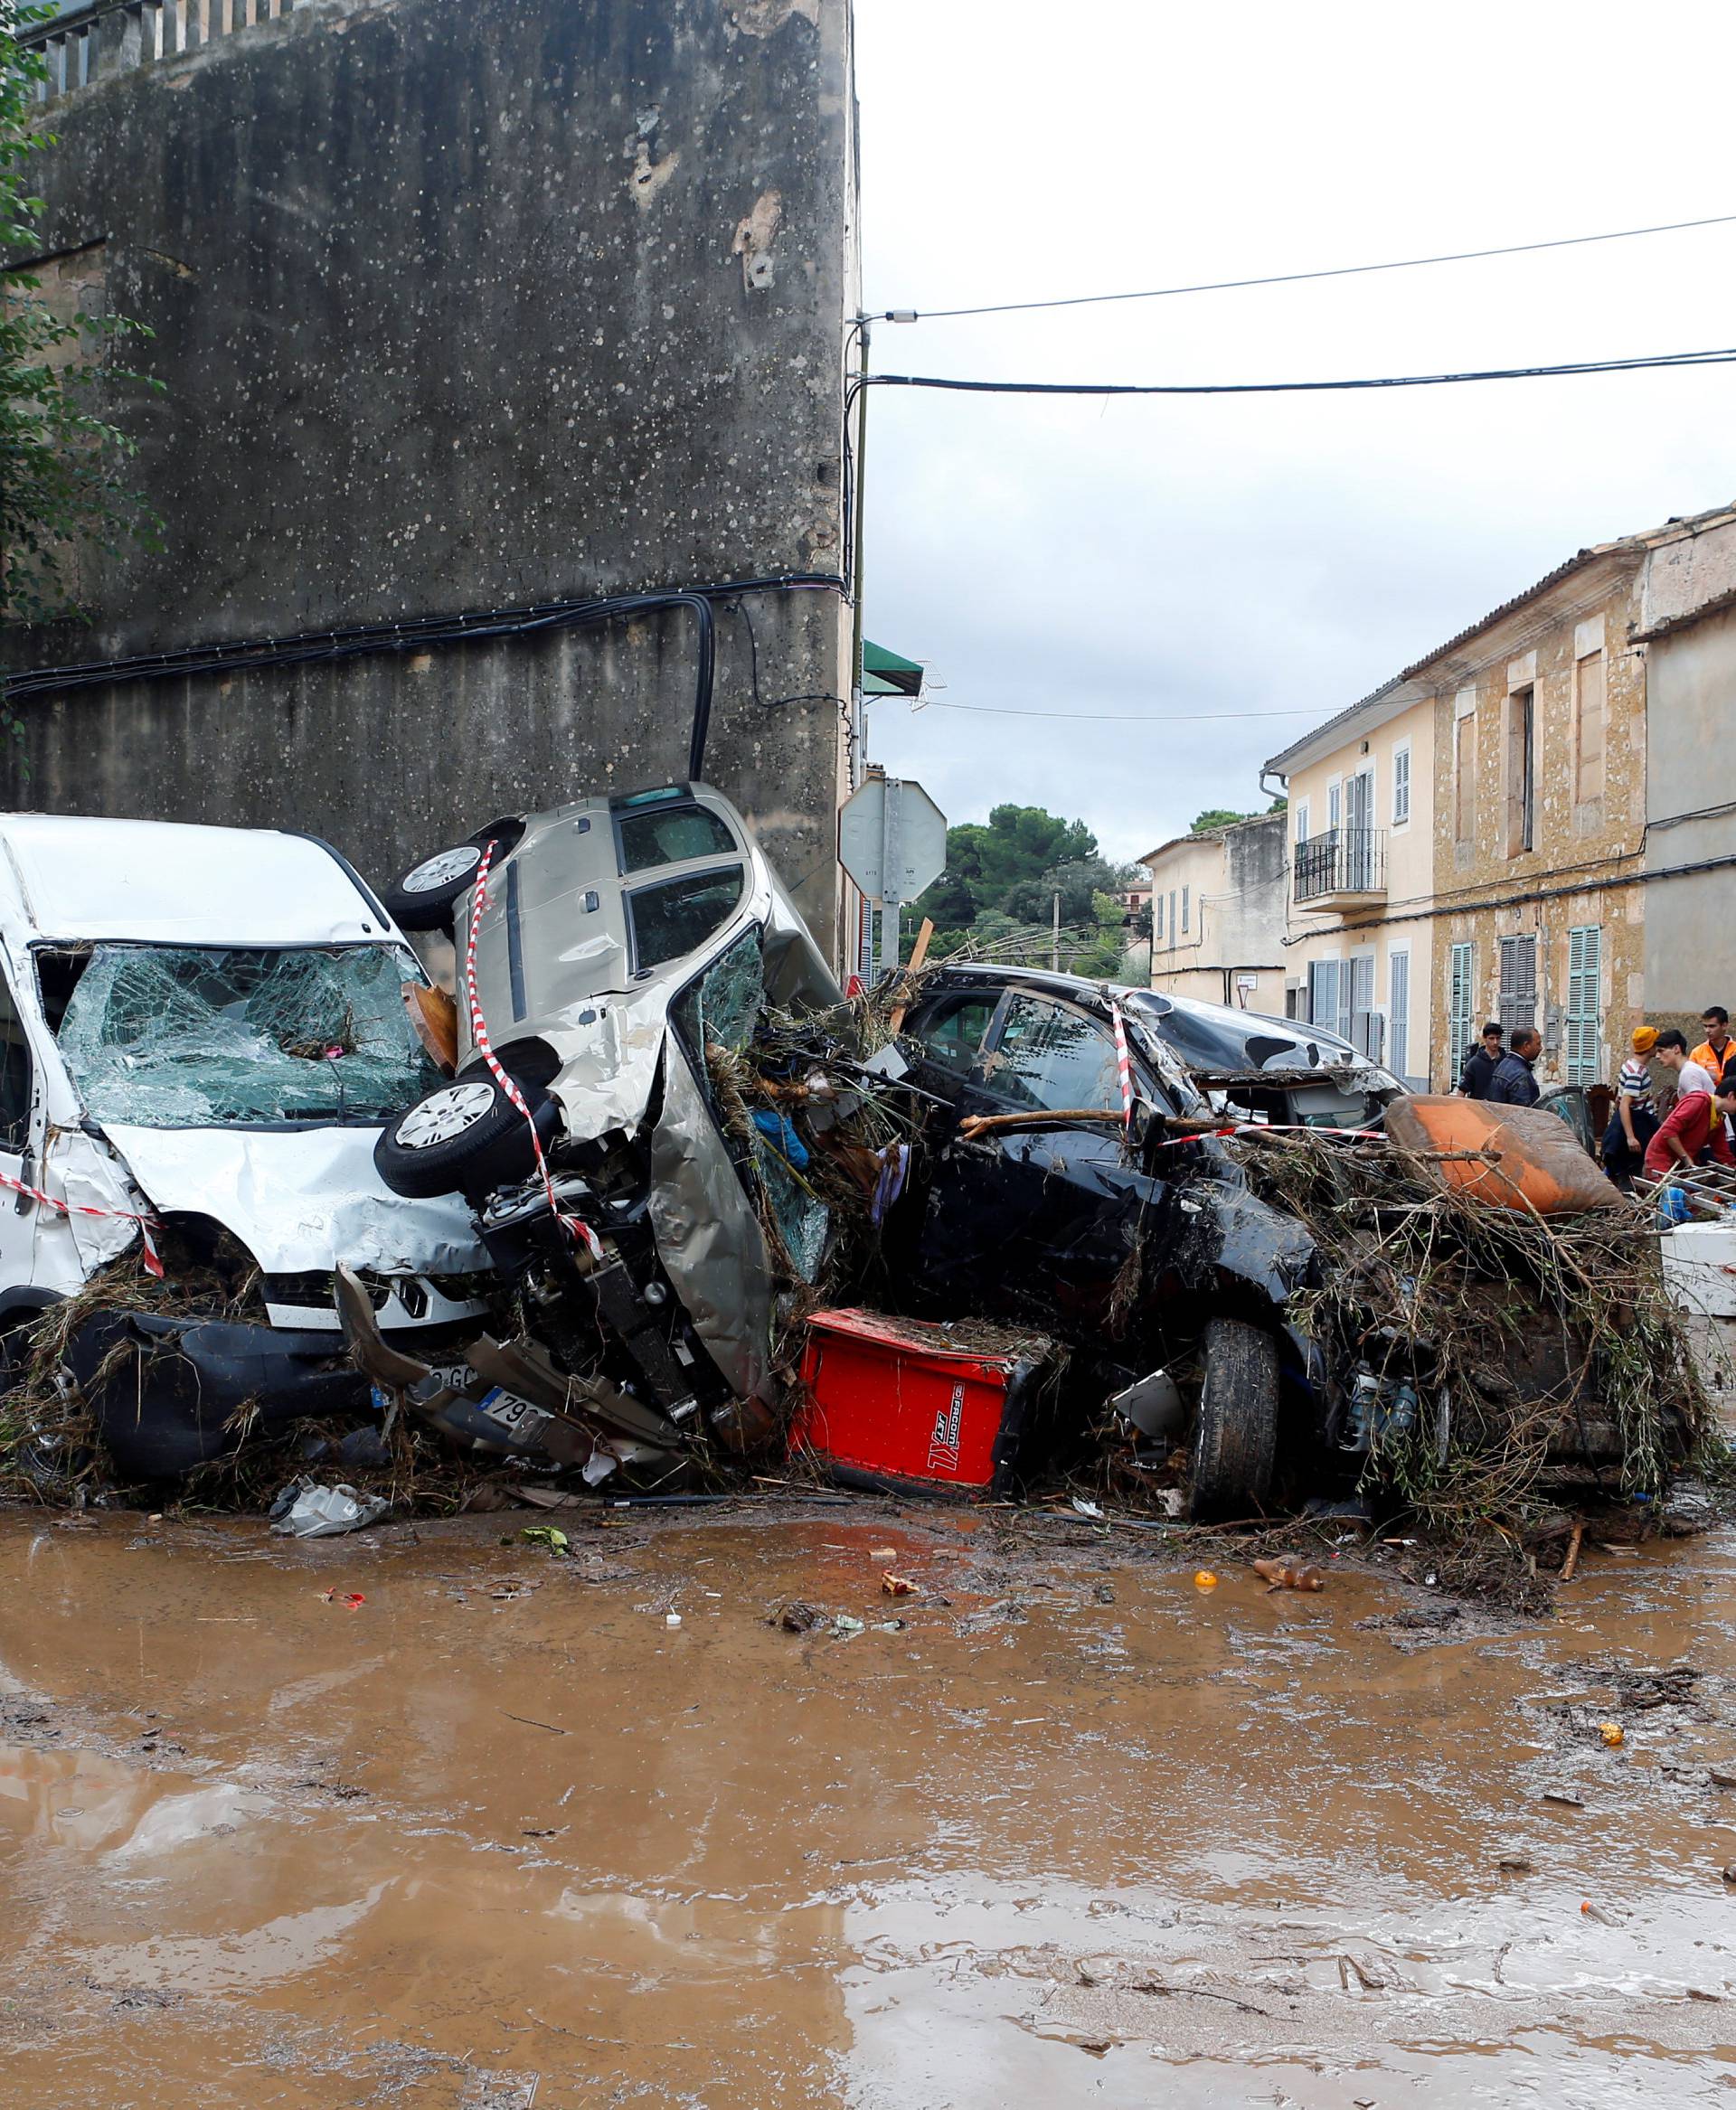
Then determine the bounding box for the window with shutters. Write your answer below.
[1349,953,1377,1059]
[1307,957,1338,1031]
[1448,941,1476,1080]
[1575,652,1606,805]
[1454,713,1476,843]
[1181,886,1190,934]
[1294,799,1309,845]
[1505,688,1535,855]
[1392,744,1411,826]
[1565,924,1602,1085]
[1168,891,1176,950]
[1497,933,1537,1035]
[1389,948,1410,1082]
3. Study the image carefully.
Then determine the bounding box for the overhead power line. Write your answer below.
[915,701,1322,724]
[868,211,1736,324]
[857,344,1736,405]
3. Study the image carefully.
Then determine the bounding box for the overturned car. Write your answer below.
[365,783,848,1484]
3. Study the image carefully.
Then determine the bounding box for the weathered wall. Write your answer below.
[1644,595,1736,1022]
[1145,815,1287,1013]
[1425,558,1646,1091]
[5,0,855,945]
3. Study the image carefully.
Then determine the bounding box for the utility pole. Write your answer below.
[879,758,901,977]
[1052,890,1061,973]
[848,318,873,982]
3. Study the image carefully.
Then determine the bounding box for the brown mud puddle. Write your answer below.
[3,1504,1736,2105]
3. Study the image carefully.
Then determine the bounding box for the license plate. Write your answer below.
[477,1386,551,1435]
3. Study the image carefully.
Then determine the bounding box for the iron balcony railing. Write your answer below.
[1293,826,1387,903]
[20,1,305,103]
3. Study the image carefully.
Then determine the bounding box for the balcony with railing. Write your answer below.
[21,0,306,104]
[1293,826,1387,911]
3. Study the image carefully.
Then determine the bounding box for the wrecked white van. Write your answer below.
[0,815,491,1478]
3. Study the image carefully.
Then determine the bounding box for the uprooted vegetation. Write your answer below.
[1226,1127,1719,1597]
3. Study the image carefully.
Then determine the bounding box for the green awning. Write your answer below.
[863,639,925,698]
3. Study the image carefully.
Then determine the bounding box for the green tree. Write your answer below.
[922,803,1099,930]
[3,3,160,630]
[1189,796,1287,833]
[1002,853,1127,928]
[1067,890,1130,979]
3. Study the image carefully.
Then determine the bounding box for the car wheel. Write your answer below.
[381,818,527,933]
[1189,1316,1278,1519]
[373,1073,558,1199]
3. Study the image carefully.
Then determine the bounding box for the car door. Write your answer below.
[913,991,1156,1336]
[900,984,1005,1107]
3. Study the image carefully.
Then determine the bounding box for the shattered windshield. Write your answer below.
[53,944,439,1127]
[1132,998,1315,1076]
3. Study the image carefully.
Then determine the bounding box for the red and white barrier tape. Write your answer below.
[463,841,603,1262]
[1109,1000,1136,1137]
[0,1163,163,1276]
[1147,1119,1382,1150]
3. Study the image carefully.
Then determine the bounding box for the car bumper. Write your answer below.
[68,1310,432,1480]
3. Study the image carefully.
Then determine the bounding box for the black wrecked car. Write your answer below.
[891,965,1322,1512]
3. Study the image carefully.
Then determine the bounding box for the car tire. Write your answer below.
[381,818,527,933]
[373,1071,558,1199]
[1189,1316,1278,1519]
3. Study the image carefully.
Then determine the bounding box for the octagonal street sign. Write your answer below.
[838,775,948,905]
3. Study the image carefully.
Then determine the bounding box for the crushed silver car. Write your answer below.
[367,784,842,1471]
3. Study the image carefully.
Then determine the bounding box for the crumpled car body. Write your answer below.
[1131,988,1404,1129]
[373,784,841,1449]
[892,965,1318,1373]
[0,814,493,1478]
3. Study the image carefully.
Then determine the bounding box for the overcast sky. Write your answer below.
[852,0,1736,869]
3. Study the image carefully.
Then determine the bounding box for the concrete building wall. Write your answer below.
[1641,518,1736,1029]
[1281,695,1435,1088]
[1426,558,1646,1092]
[1144,815,1286,1014]
[5,0,855,949]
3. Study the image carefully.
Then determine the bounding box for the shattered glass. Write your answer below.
[56,945,439,1128]
[675,928,765,1058]
[753,1133,829,1284]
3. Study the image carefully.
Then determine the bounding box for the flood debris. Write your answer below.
[1,793,1722,1621]
[269,1479,390,1539]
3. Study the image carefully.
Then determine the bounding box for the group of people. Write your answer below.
[1455,1007,1736,1188]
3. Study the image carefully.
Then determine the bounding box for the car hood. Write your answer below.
[96,1124,492,1276]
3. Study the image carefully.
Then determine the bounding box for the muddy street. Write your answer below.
[1,1509,1734,2106]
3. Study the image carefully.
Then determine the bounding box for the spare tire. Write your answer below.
[381,817,527,933]
[1189,1315,1278,1520]
[373,1072,558,1199]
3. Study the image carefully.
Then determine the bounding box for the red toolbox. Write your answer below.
[790,1307,1053,1497]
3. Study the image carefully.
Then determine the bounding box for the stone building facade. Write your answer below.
[5,0,858,955]
[1417,540,1649,1094]
[1264,504,1736,1093]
